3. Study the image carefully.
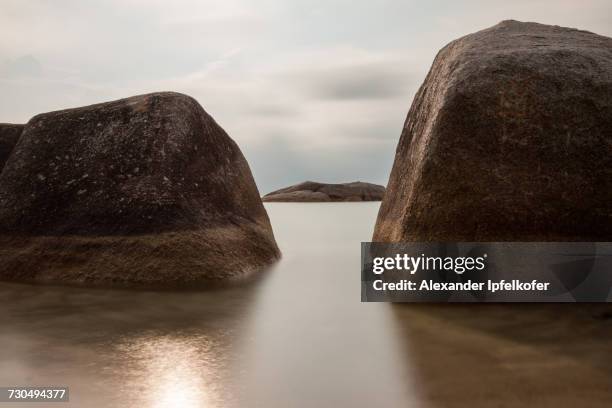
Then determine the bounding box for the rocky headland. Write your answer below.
[263,181,385,202]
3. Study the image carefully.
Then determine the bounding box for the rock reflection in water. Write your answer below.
[390,304,612,408]
[0,280,261,407]
[0,203,423,407]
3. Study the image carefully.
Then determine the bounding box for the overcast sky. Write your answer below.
[1,0,611,192]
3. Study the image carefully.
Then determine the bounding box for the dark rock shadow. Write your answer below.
[390,303,612,408]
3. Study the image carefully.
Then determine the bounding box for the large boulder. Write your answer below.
[0,92,280,287]
[263,181,385,202]
[0,123,23,170]
[374,21,612,242]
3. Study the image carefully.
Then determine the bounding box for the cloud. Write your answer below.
[1,55,43,78]
[288,62,411,101]
[0,0,610,191]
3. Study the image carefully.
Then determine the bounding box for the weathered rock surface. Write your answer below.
[0,123,23,170]
[374,21,612,242]
[263,181,385,202]
[0,92,280,287]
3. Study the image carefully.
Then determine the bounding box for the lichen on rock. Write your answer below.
[375,21,612,242]
[0,92,280,288]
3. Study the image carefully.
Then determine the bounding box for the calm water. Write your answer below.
[1,203,611,407]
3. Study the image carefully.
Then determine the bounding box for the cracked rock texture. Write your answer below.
[263,181,385,202]
[0,92,279,287]
[374,21,612,242]
[0,123,23,170]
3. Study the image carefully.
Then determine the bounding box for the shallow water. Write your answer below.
[1,203,611,407]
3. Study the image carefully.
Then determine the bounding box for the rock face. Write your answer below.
[0,92,280,287]
[374,21,612,242]
[263,181,385,202]
[0,124,23,170]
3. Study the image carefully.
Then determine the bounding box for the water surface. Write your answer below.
[1,203,611,407]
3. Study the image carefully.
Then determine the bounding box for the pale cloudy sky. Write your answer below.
[1,0,611,192]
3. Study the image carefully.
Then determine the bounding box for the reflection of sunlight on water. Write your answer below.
[0,203,427,408]
[116,334,222,408]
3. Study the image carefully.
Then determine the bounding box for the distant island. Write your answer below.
[262,181,385,202]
